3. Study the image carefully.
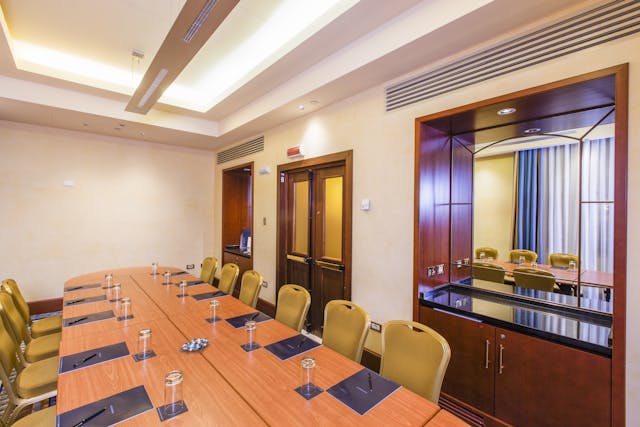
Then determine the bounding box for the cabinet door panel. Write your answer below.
[494,328,611,427]
[420,306,495,413]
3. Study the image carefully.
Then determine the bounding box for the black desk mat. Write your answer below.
[327,368,400,415]
[63,310,115,327]
[191,290,226,301]
[225,312,271,328]
[57,385,153,427]
[64,283,102,292]
[59,342,129,374]
[265,334,321,360]
[64,294,107,306]
[174,280,206,287]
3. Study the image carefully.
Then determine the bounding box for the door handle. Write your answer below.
[498,344,504,374]
[304,257,312,264]
[484,340,490,369]
[286,254,308,264]
[315,260,345,271]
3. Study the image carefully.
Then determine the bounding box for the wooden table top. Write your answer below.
[58,266,468,426]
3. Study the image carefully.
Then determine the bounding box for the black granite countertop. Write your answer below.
[420,281,612,357]
[223,246,251,258]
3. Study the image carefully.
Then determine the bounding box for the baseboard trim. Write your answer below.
[256,298,276,318]
[28,298,63,315]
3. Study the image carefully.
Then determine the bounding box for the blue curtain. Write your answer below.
[514,149,539,252]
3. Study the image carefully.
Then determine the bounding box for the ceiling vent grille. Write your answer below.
[217,136,264,164]
[385,0,640,112]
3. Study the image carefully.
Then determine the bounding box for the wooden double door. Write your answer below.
[277,151,352,334]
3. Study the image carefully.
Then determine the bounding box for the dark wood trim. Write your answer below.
[28,297,62,315]
[276,150,353,300]
[612,63,628,427]
[414,64,628,426]
[256,297,276,318]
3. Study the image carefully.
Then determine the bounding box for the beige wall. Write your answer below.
[0,121,215,300]
[214,34,640,423]
[473,153,515,261]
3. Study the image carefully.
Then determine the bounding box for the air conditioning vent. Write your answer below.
[385,0,640,111]
[217,136,264,164]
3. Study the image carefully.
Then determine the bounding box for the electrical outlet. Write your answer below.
[437,264,444,274]
[261,281,268,288]
[370,322,382,332]
[186,264,195,270]
[427,266,436,277]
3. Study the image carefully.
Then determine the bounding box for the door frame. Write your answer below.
[276,150,353,306]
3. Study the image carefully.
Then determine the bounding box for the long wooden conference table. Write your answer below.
[57,266,468,426]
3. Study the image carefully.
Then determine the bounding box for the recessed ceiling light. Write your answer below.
[298,105,305,110]
[497,107,517,115]
[524,127,542,134]
[310,100,319,105]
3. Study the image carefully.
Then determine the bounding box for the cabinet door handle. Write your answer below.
[484,340,490,369]
[498,344,504,374]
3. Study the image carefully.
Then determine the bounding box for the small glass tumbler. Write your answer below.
[152,262,159,275]
[120,297,132,319]
[569,260,577,271]
[137,328,153,359]
[300,357,317,396]
[109,282,121,302]
[163,370,184,415]
[105,273,113,287]
[531,261,538,269]
[244,320,257,350]
[479,251,486,260]
[518,255,525,265]
[209,300,220,321]
[179,280,188,297]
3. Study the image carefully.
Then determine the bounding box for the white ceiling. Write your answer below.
[0,0,603,151]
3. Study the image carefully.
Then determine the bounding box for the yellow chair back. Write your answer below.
[475,247,498,259]
[509,249,538,263]
[0,311,19,377]
[1,279,30,325]
[218,263,240,294]
[200,257,218,284]
[472,262,505,283]
[513,267,556,292]
[238,270,263,308]
[380,320,451,403]
[549,253,579,268]
[275,285,310,332]
[0,291,29,344]
[323,300,370,363]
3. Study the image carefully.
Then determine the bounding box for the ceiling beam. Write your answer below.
[126,0,239,114]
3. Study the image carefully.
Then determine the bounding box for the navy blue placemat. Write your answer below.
[59,342,129,374]
[226,312,271,328]
[191,290,226,301]
[64,294,107,306]
[157,401,188,421]
[551,266,569,270]
[64,283,102,292]
[174,280,206,287]
[265,334,321,360]
[327,368,400,416]
[57,385,153,427]
[63,310,115,327]
[171,271,189,276]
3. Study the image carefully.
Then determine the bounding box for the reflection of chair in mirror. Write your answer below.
[472,262,505,283]
[380,320,451,404]
[509,249,538,263]
[275,285,311,332]
[513,267,558,292]
[475,247,498,259]
[549,253,579,268]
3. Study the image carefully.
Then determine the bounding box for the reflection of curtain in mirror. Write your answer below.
[538,144,580,265]
[581,137,614,273]
[513,150,539,252]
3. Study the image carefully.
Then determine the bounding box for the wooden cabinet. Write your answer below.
[420,306,612,427]
[222,250,252,298]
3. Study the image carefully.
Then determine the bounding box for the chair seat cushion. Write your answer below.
[31,316,62,338]
[12,405,57,427]
[16,356,59,398]
[25,332,61,363]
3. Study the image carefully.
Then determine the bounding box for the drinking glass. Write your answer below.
[151,262,158,275]
[120,297,131,319]
[105,273,113,287]
[179,280,188,297]
[569,260,577,271]
[209,300,220,321]
[109,282,121,302]
[164,271,172,285]
[245,320,257,349]
[479,251,486,260]
[518,255,525,265]
[163,370,184,415]
[300,357,317,397]
[137,328,153,359]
